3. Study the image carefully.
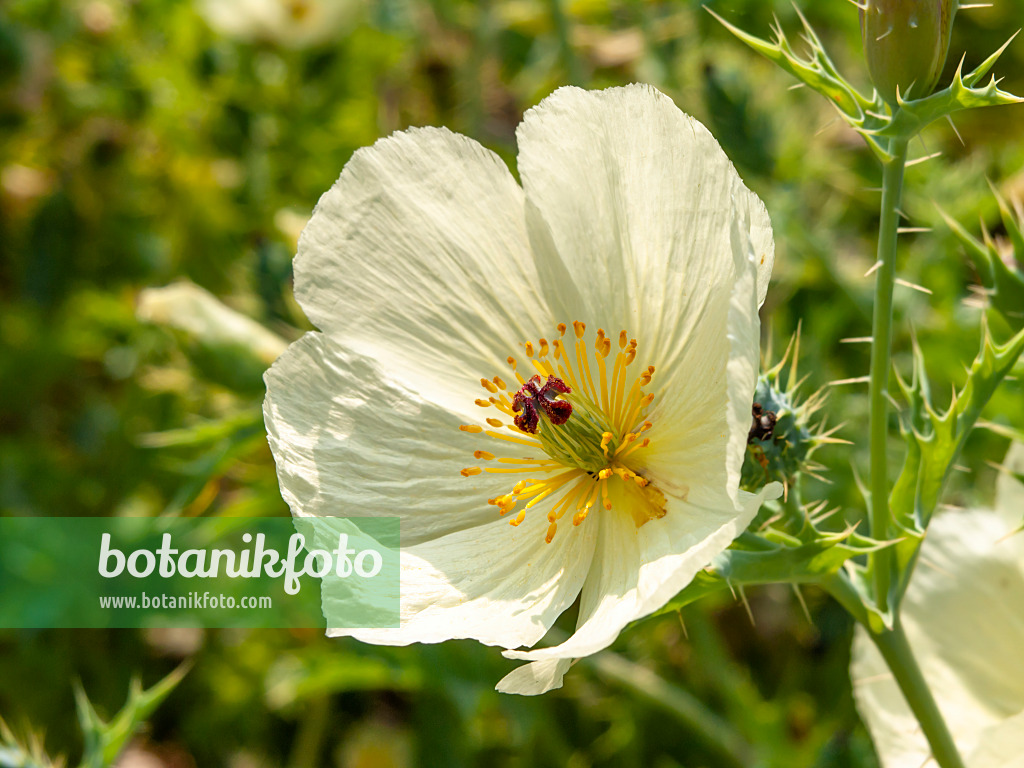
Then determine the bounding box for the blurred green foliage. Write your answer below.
[2,0,1023,765]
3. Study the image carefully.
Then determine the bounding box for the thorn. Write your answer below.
[792,585,812,624]
[840,336,873,344]
[905,151,942,168]
[725,577,737,600]
[895,208,911,221]
[865,260,884,277]
[862,186,884,192]
[788,82,806,90]
[830,375,871,386]
[884,391,903,410]
[897,227,932,234]
[737,585,756,627]
[810,505,843,526]
[953,463,971,473]
[946,115,966,146]
[677,611,688,640]
[895,278,934,295]
[865,109,890,121]
[958,2,993,8]
[814,117,840,136]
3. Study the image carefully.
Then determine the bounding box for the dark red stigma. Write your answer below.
[511,375,573,434]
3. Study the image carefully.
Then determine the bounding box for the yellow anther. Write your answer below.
[619,330,627,349]
[573,508,591,526]
[573,320,586,338]
[538,339,549,357]
[475,399,491,408]
[460,425,482,433]
[600,432,613,456]
[641,393,655,407]
[480,377,498,393]
[486,417,503,427]
[557,322,567,336]
[512,480,528,494]
[493,376,506,390]
[641,421,653,432]
[625,348,637,365]
[545,521,558,543]
[474,450,495,460]
[524,341,535,357]
[509,510,526,526]
[597,467,613,480]
[507,356,516,367]
[461,467,482,477]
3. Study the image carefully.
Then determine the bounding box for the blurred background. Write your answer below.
[1,0,1023,765]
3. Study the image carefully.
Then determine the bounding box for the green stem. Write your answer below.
[868,136,909,614]
[868,625,966,768]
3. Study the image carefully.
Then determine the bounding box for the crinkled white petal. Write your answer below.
[264,332,533,545]
[516,84,772,507]
[504,482,779,663]
[516,83,772,360]
[495,658,574,696]
[851,505,1024,768]
[329,505,598,649]
[295,126,553,415]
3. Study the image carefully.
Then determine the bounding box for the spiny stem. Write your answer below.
[868,625,967,768]
[868,136,908,614]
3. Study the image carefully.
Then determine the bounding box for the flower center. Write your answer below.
[459,321,666,543]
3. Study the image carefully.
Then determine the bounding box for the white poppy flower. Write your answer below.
[851,442,1024,767]
[198,0,361,48]
[263,84,781,695]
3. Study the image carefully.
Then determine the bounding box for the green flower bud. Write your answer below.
[860,0,956,104]
[741,335,843,493]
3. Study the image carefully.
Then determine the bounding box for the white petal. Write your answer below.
[996,441,1024,528]
[264,332,532,545]
[851,507,1024,768]
[330,505,598,649]
[295,126,553,415]
[968,712,1024,768]
[495,658,574,696]
[137,281,287,365]
[640,217,764,506]
[504,483,777,662]
[516,84,773,352]
[516,84,772,506]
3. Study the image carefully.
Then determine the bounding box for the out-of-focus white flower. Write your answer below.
[263,84,780,694]
[137,281,287,365]
[852,442,1024,767]
[198,0,361,49]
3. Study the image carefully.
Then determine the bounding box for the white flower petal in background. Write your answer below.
[264,84,779,694]
[198,0,362,48]
[137,280,287,365]
[851,442,1024,767]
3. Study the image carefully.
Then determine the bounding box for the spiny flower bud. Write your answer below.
[741,333,842,493]
[860,0,956,104]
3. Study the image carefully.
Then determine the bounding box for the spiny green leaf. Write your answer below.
[75,665,189,768]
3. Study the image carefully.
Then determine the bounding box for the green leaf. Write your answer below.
[75,665,189,768]
[651,526,884,617]
[873,41,1024,139]
[887,324,1024,606]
